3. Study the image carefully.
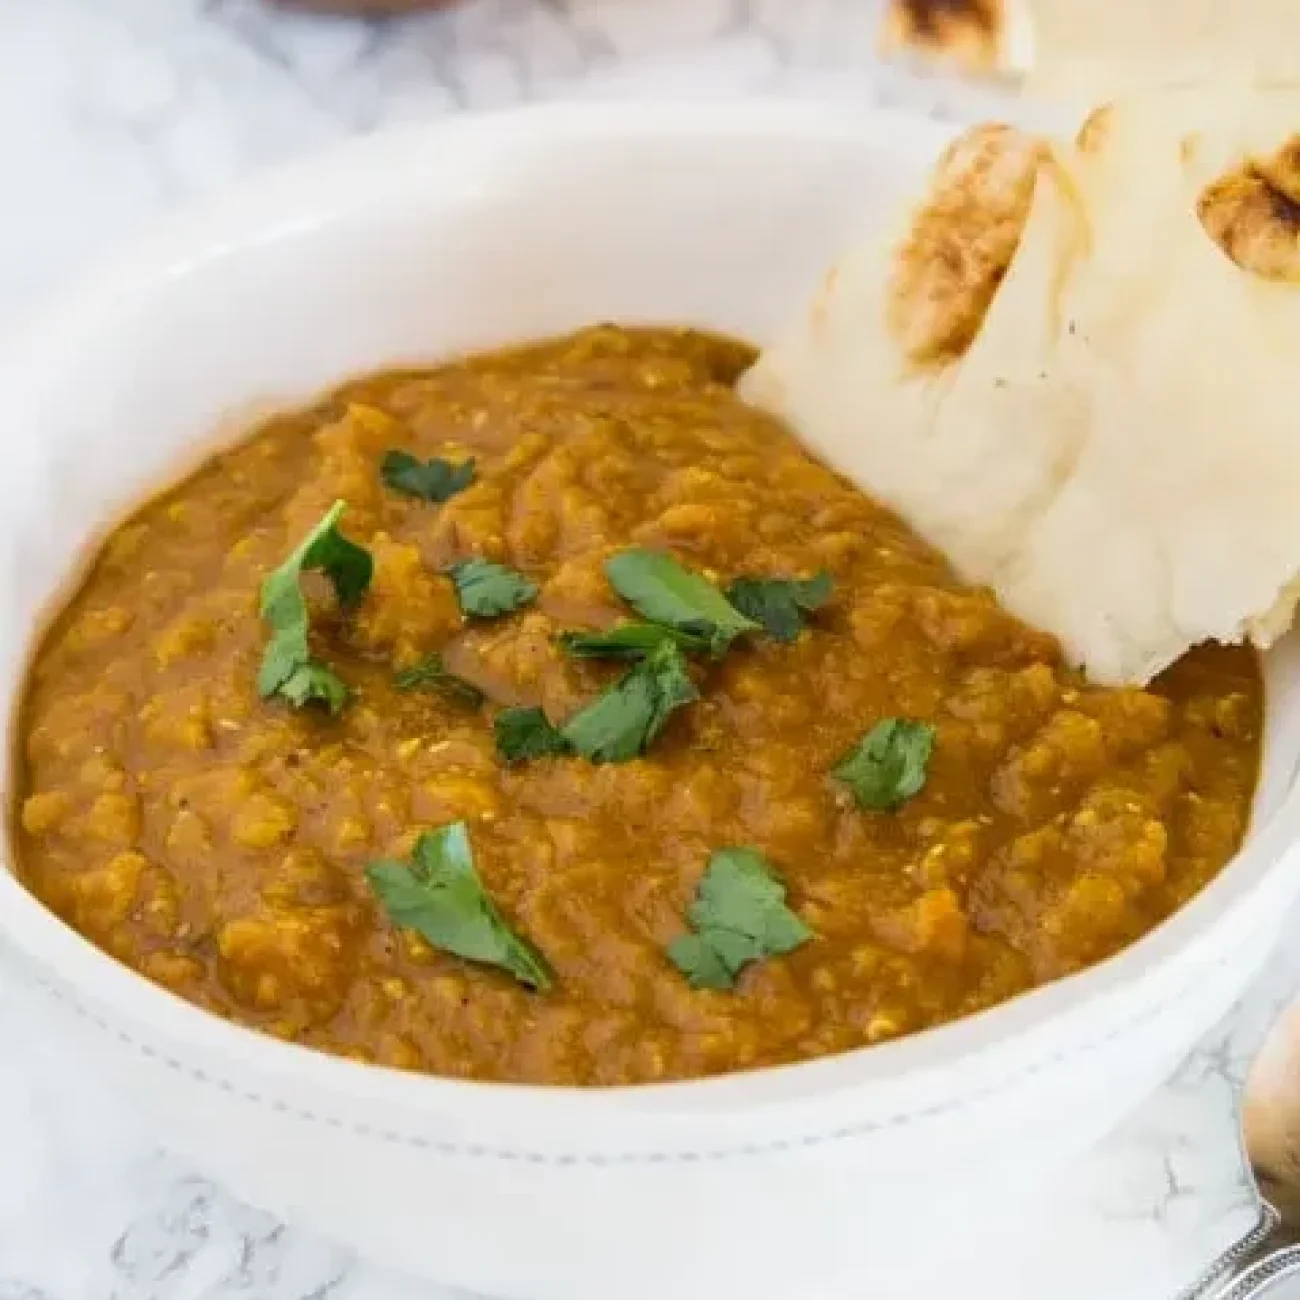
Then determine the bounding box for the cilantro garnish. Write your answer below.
[257,501,372,713]
[393,653,483,704]
[724,572,833,643]
[667,847,811,990]
[833,718,936,811]
[604,549,757,655]
[494,706,571,764]
[366,822,551,991]
[560,639,698,763]
[448,559,539,619]
[558,621,711,660]
[380,450,476,503]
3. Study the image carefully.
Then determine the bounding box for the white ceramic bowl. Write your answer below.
[2,101,1299,1300]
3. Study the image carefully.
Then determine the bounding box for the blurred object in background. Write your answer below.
[879,0,1030,80]
[272,0,460,12]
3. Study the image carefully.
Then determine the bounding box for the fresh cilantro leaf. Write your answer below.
[558,621,711,660]
[494,706,571,763]
[277,660,350,713]
[261,500,373,617]
[366,822,551,991]
[257,501,372,713]
[724,571,833,643]
[257,631,309,699]
[833,718,936,811]
[667,847,811,990]
[258,631,349,712]
[561,639,698,763]
[381,450,476,503]
[393,653,483,704]
[604,549,758,655]
[448,559,539,619]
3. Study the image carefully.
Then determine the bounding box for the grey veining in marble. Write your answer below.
[2,0,1022,317]
[3,2,1298,1296]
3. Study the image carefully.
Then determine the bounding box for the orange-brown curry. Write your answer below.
[13,327,1262,1085]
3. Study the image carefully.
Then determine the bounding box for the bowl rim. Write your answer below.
[1,96,1295,1148]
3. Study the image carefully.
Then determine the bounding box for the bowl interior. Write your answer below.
[0,103,1297,1118]
[0,106,955,842]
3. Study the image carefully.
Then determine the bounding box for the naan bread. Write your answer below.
[1020,1,1300,100]
[880,2,1300,102]
[741,89,1300,686]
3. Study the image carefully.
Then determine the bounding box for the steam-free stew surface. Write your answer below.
[14,327,1261,1085]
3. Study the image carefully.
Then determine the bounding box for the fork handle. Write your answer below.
[1178,1205,1300,1300]
[1211,1247,1300,1299]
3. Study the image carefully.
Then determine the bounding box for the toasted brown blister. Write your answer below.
[879,0,1007,74]
[888,124,1046,367]
[1200,141,1300,282]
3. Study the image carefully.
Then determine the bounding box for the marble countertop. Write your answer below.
[2,3,1296,1298]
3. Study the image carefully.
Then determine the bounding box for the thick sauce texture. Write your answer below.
[14,327,1262,1085]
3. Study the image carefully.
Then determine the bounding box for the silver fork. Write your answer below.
[1178,1000,1300,1298]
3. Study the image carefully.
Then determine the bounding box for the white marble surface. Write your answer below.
[2,2,1298,1297]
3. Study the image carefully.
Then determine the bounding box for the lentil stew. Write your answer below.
[12,326,1262,1085]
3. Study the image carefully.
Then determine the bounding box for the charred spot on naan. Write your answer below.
[1256,136,1300,205]
[880,0,1005,73]
[1199,139,1300,282]
[887,123,1046,368]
